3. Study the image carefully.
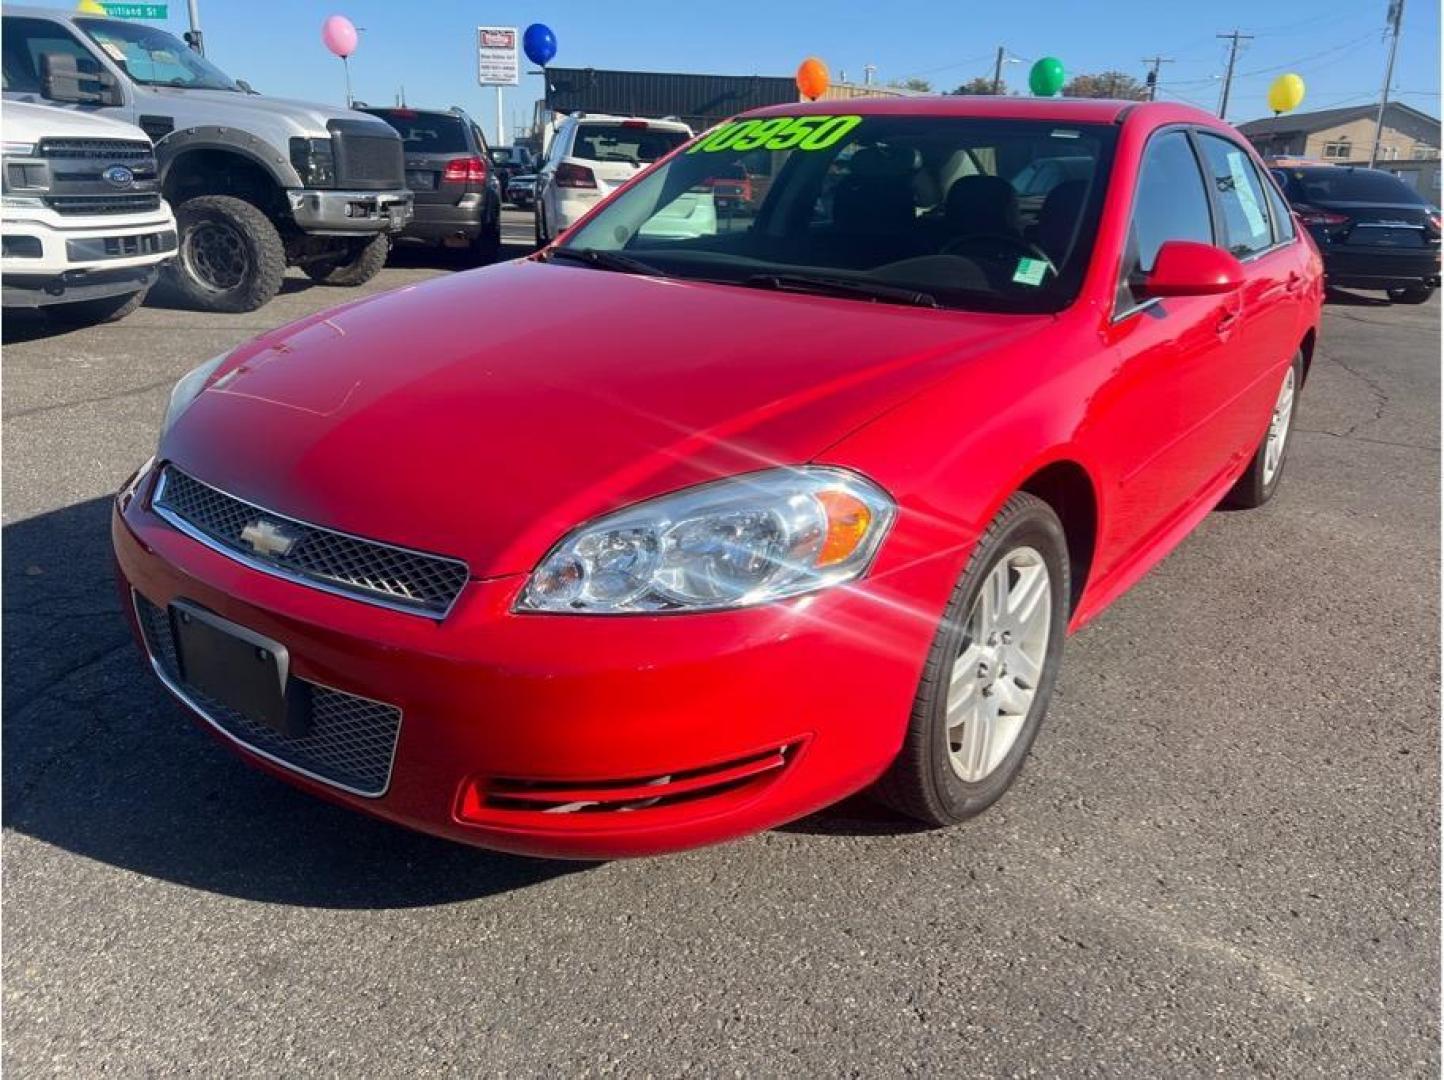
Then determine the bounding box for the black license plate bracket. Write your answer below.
[171,602,311,738]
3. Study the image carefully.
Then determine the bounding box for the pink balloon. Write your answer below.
[321,15,358,59]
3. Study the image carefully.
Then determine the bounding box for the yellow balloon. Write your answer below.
[1268,73,1306,115]
[76,0,106,11]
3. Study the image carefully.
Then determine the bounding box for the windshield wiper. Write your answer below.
[545,247,664,277]
[741,273,939,309]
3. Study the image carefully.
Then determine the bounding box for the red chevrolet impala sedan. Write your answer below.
[113,98,1322,858]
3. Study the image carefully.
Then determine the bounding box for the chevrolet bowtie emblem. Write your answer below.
[240,518,299,558]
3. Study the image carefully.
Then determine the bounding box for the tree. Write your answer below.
[889,77,933,93]
[950,76,1003,95]
[1062,71,1149,100]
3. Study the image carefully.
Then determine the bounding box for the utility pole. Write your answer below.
[1142,55,1173,101]
[992,46,1006,95]
[183,0,204,55]
[1370,0,1405,167]
[1216,30,1253,119]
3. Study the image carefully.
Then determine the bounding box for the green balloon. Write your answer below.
[1029,57,1065,97]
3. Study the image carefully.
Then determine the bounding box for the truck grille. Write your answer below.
[328,119,404,190]
[45,193,163,215]
[151,465,470,617]
[38,138,154,160]
[134,593,402,797]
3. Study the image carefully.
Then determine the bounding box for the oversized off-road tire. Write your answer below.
[46,287,147,327]
[302,234,390,286]
[1221,351,1303,510]
[872,491,1069,826]
[165,194,286,314]
[1387,284,1435,305]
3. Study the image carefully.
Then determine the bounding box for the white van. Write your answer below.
[3,100,176,324]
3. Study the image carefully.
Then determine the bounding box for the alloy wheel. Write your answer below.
[946,546,1052,782]
[1262,366,1296,486]
[183,220,250,292]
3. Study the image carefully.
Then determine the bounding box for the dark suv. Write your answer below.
[1272,164,1440,304]
[363,106,502,262]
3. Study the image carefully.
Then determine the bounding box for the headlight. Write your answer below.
[517,467,895,614]
[160,352,231,442]
[289,137,336,188]
[2,141,36,157]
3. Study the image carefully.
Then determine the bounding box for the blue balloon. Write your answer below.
[523,23,557,66]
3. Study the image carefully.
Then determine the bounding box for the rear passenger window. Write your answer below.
[1116,130,1213,312]
[1196,133,1274,257]
[1261,171,1295,242]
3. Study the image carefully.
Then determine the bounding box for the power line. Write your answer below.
[1216,30,1254,119]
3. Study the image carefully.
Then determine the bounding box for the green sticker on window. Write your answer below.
[687,115,862,154]
[1012,257,1048,286]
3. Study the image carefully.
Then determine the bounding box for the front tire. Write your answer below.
[302,233,390,286]
[46,287,147,327]
[1387,284,1435,304]
[872,492,1069,826]
[165,194,285,313]
[1221,352,1302,509]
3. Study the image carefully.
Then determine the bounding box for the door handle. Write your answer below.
[1215,306,1241,339]
[1286,271,1303,293]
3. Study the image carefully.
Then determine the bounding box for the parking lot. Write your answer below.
[2,209,1438,1075]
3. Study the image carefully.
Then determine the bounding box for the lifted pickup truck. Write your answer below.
[2,100,176,324]
[2,5,413,313]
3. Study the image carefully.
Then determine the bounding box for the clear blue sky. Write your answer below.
[118,0,1443,142]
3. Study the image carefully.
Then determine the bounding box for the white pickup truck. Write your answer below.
[2,100,176,324]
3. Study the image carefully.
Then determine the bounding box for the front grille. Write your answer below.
[39,138,153,160]
[135,593,402,797]
[329,120,404,189]
[45,193,162,216]
[66,230,176,262]
[152,466,470,617]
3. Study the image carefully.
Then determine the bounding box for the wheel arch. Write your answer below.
[1016,458,1099,616]
[157,132,298,214]
[1298,326,1317,385]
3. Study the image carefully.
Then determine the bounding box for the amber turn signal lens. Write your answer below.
[816,490,873,567]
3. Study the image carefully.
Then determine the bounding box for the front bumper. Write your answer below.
[3,263,161,307]
[287,188,414,236]
[113,465,943,859]
[1,207,177,292]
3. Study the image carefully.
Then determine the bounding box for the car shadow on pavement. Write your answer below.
[1324,287,1392,308]
[3,497,585,908]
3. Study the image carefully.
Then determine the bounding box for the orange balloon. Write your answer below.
[796,57,830,101]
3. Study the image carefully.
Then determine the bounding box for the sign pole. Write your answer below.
[496,85,504,146]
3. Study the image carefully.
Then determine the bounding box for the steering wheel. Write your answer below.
[941,233,1058,276]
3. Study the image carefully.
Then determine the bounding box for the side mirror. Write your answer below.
[40,52,123,107]
[1141,240,1244,298]
[236,78,258,94]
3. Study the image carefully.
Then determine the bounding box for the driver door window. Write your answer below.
[1115,130,1213,315]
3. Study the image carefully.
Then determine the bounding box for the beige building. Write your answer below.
[1239,101,1439,164]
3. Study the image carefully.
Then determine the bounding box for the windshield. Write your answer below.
[76,18,237,91]
[572,123,690,166]
[1280,167,1427,205]
[365,110,468,153]
[560,114,1117,313]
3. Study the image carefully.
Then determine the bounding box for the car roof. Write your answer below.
[364,106,469,119]
[741,95,1222,130]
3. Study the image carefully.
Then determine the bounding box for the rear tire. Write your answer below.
[473,214,501,265]
[872,492,1069,826]
[46,287,147,327]
[1386,284,1435,304]
[302,233,390,286]
[1221,352,1303,510]
[165,194,285,314]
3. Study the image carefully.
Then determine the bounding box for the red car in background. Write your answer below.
[113,97,1322,859]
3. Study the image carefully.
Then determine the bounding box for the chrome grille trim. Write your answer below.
[151,466,470,618]
[133,592,402,798]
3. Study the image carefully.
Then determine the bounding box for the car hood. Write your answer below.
[142,87,397,139]
[163,261,1049,578]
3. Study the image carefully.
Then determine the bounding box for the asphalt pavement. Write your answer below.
[3,211,1438,1075]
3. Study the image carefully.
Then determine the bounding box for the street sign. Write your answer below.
[100,2,168,17]
[477,26,519,87]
